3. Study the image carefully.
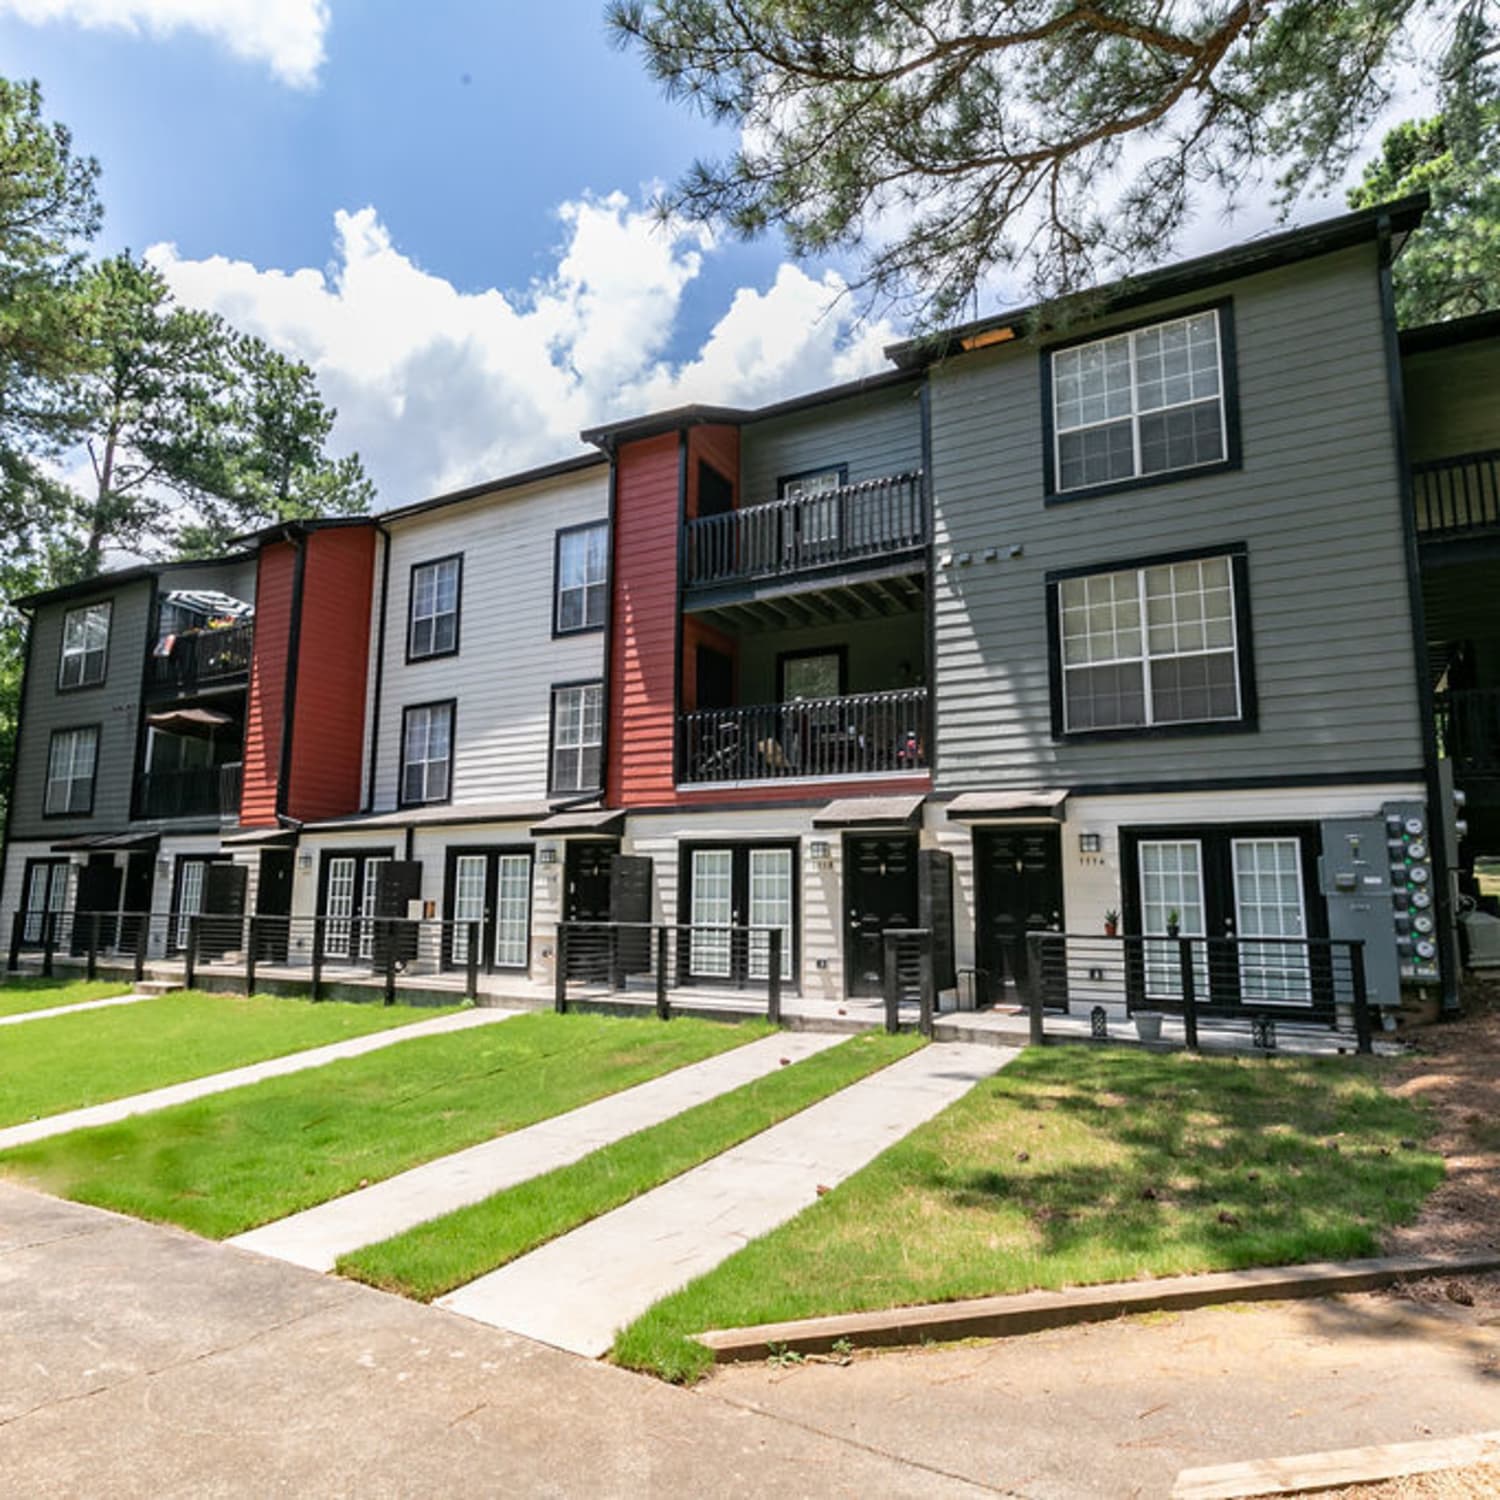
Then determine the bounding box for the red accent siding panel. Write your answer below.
[239,542,294,827]
[286,527,376,823]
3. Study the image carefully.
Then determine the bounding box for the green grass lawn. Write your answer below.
[0,990,454,1129]
[613,1046,1443,1382]
[340,1031,924,1300]
[0,976,134,1019]
[0,1012,768,1238]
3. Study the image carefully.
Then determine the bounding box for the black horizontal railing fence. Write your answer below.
[1023,931,1372,1052]
[683,471,926,588]
[681,687,928,783]
[1412,449,1500,539]
[1435,688,1500,775]
[148,621,255,693]
[6,909,499,1003]
[555,920,789,1023]
[136,762,244,820]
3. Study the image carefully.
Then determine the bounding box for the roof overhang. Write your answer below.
[945,789,1069,823]
[302,800,551,834]
[530,809,626,838]
[813,794,925,829]
[50,831,161,852]
[221,826,299,847]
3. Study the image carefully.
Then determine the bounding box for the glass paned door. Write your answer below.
[494,854,532,969]
[324,857,356,958]
[358,857,390,961]
[747,848,794,981]
[176,860,206,951]
[689,849,734,978]
[1138,839,1207,998]
[24,862,69,942]
[452,855,486,964]
[1232,838,1311,1003]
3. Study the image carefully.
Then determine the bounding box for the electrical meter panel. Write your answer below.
[1318,818,1401,1006]
[1382,800,1440,986]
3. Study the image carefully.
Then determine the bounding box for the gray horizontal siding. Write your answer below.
[931,243,1426,791]
[739,386,923,505]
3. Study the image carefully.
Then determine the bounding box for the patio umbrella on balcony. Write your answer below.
[146,706,235,734]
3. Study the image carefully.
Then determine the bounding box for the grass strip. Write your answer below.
[0,976,133,1019]
[0,990,454,1128]
[339,1030,925,1301]
[612,1046,1443,1383]
[1,1012,767,1238]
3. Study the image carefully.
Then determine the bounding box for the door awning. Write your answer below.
[530,808,626,837]
[222,826,299,847]
[945,789,1069,822]
[812,794,925,829]
[147,706,235,732]
[50,832,161,852]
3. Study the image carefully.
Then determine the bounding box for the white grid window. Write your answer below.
[358,857,388,962]
[555,523,608,633]
[401,703,453,805]
[45,727,98,815]
[1052,310,1226,492]
[781,469,843,547]
[1139,840,1208,998]
[452,854,486,964]
[409,557,460,658]
[550,683,602,793]
[690,849,733,978]
[1232,838,1311,1003]
[59,602,111,689]
[1060,556,1240,732]
[747,848,793,981]
[494,854,531,969]
[324,857,356,959]
[176,860,206,951]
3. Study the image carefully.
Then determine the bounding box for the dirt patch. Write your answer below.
[1382,977,1500,1312]
[1303,1461,1500,1497]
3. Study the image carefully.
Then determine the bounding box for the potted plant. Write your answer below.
[1103,909,1119,937]
[1134,1008,1164,1043]
[1166,908,1181,938]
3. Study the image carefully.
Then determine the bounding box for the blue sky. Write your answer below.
[0,1,1439,506]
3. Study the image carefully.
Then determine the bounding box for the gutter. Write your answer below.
[0,605,36,909]
[363,522,391,812]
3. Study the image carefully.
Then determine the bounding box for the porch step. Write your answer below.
[136,980,184,996]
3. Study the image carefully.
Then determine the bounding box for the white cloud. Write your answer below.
[0,0,329,87]
[149,193,897,506]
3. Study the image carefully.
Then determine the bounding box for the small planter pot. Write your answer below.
[1134,1011,1164,1043]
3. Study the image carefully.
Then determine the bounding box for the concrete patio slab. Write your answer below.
[229,1029,844,1271]
[0,1005,519,1152]
[438,1041,1014,1357]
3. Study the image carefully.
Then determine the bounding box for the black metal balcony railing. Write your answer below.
[148,622,254,694]
[1412,449,1500,540]
[681,688,928,783]
[683,472,926,589]
[136,762,244,820]
[1436,688,1500,776]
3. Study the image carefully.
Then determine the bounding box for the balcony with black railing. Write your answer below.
[680,688,928,784]
[135,761,244,820]
[1412,449,1500,542]
[147,621,254,697]
[683,472,926,595]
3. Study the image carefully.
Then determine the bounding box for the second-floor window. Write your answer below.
[45,726,98,815]
[554,523,608,635]
[1050,307,1229,495]
[59,601,111,689]
[1053,552,1250,735]
[551,682,603,792]
[400,701,453,805]
[408,556,461,660]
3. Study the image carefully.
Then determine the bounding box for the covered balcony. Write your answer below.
[1412,449,1500,544]
[147,589,255,698]
[134,702,245,821]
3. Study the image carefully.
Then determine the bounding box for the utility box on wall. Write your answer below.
[1318,817,1402,1007]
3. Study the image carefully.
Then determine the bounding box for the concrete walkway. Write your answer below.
[439,1041,1014,1356]
[0,990,154,1028]
[229,1030,845,1271]
[0,1006,519,1152]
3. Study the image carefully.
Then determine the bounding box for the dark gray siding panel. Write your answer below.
[9,579,153,839]
[739,386,924,504]
[1403,338,1500,462]
[931,244,1425,790]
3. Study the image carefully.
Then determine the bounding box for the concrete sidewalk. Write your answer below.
[0,1005,518,1152]
[0,990,154,1028]
[439,1041,1014,1356]
[230,1029,844,1271]
[0,1183,981,1497]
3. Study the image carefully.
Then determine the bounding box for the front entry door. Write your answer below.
[565,839,620,980]
[683,843,796,987]
[256,848,294,962]
[844,834,920,998]
[974,826,1065,1003]
[73,853,122,953]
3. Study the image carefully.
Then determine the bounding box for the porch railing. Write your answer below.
[148,621,254,694]
[683,471,926,589]
[1436,687,1500,776]
[680,687,928,783]
[135,761,244,820]
[1412,449,1500,540]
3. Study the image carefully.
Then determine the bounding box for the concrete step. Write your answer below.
[136,980,184,995]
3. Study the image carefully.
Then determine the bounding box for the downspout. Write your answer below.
[1377,213,1461,1013]
[275,529,308,826]
[597,456,618,811]
[918,380,936,782]
[363,522,391,813]
[0,605,37,909]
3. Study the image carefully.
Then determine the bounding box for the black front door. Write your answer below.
[565,839,619,979]
[974,826,1065,1003]
[73,853,122,953]
[256,848,294,962]
[121,852,154,954]
[844,834,920,998]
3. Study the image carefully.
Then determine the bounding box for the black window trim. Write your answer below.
[397,698,456,809]
[42,722,101,819]
[1040,296,1242,504]
[548,676,605,796]
[405,553,463,664]
[57,597,114,693]
[552,519,609,639]
[776,644,849,704]
[775,462,849,498]
[1044,541,1258,743]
